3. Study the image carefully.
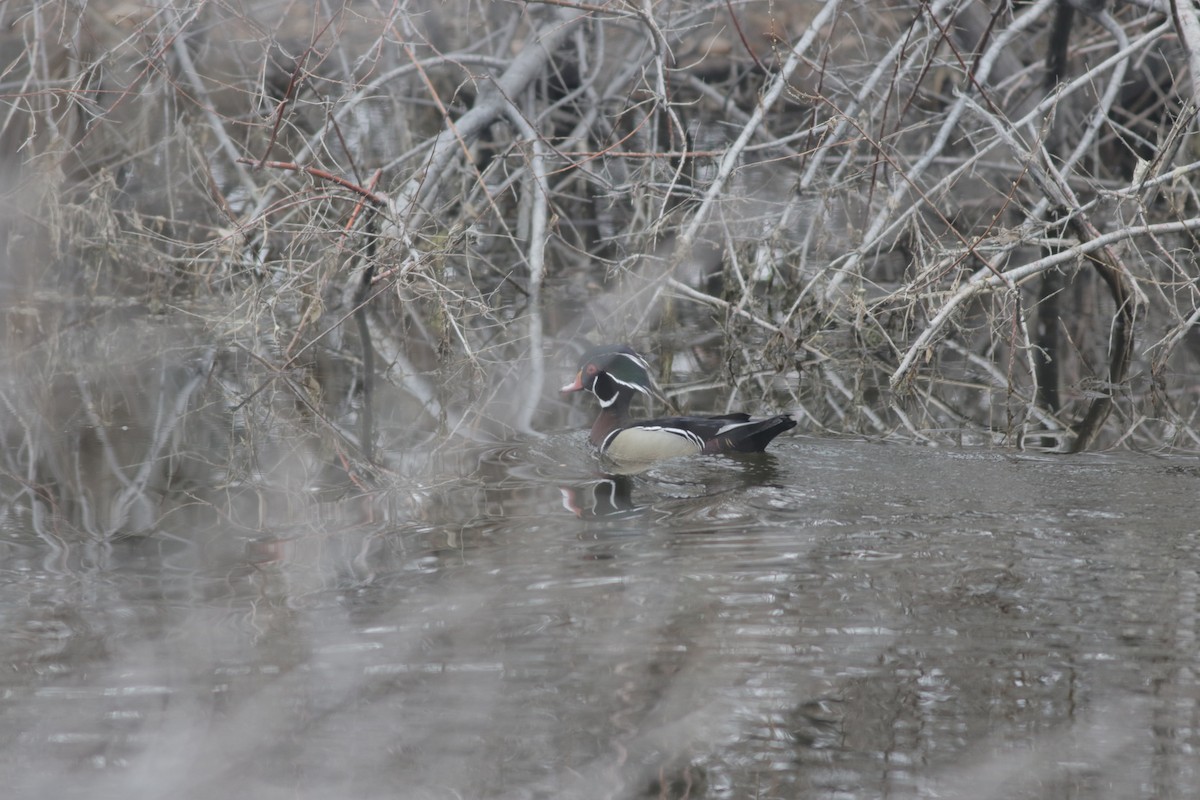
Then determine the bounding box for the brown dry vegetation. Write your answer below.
[3,0,1200,535]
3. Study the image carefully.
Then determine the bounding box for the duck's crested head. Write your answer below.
[560,344,653,404]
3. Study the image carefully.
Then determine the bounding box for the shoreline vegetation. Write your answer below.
[4,1,1200,536]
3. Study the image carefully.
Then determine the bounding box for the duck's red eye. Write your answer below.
[586,364,598,375]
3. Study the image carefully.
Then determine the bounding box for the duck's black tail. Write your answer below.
[703,413,797,454]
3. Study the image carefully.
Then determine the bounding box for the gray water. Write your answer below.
[2,436,1198,799]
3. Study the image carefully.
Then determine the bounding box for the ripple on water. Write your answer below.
[5,438,1200,799]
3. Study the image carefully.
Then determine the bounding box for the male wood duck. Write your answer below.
[561,344,796,464]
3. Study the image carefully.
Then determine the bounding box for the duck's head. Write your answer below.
[560,344,653,408]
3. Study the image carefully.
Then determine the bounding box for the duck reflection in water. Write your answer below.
[559,453,787,520]
[560,475,639,519]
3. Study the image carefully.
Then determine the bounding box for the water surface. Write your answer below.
[2,437,1198,799]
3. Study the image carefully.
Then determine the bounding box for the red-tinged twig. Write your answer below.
[724,0,768,74]
[340,169,384,250]
[258,10,342,167]
[237,158,387,206]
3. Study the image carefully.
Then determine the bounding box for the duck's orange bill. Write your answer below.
[560,371,584,394]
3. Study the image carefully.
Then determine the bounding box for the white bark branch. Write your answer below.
[890,216,1200,388]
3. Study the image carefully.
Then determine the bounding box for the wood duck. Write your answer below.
[561,344,797,464]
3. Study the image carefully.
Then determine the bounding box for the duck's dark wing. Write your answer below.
[627,413,750,440]
[694,413,797,453]
[627,413,796,453]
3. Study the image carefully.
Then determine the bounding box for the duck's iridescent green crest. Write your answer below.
[561,343,796,465]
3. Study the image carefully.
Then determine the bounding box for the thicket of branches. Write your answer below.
[5,0,1200,514]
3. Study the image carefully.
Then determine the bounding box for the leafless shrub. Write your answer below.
[4,0,1200,534]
